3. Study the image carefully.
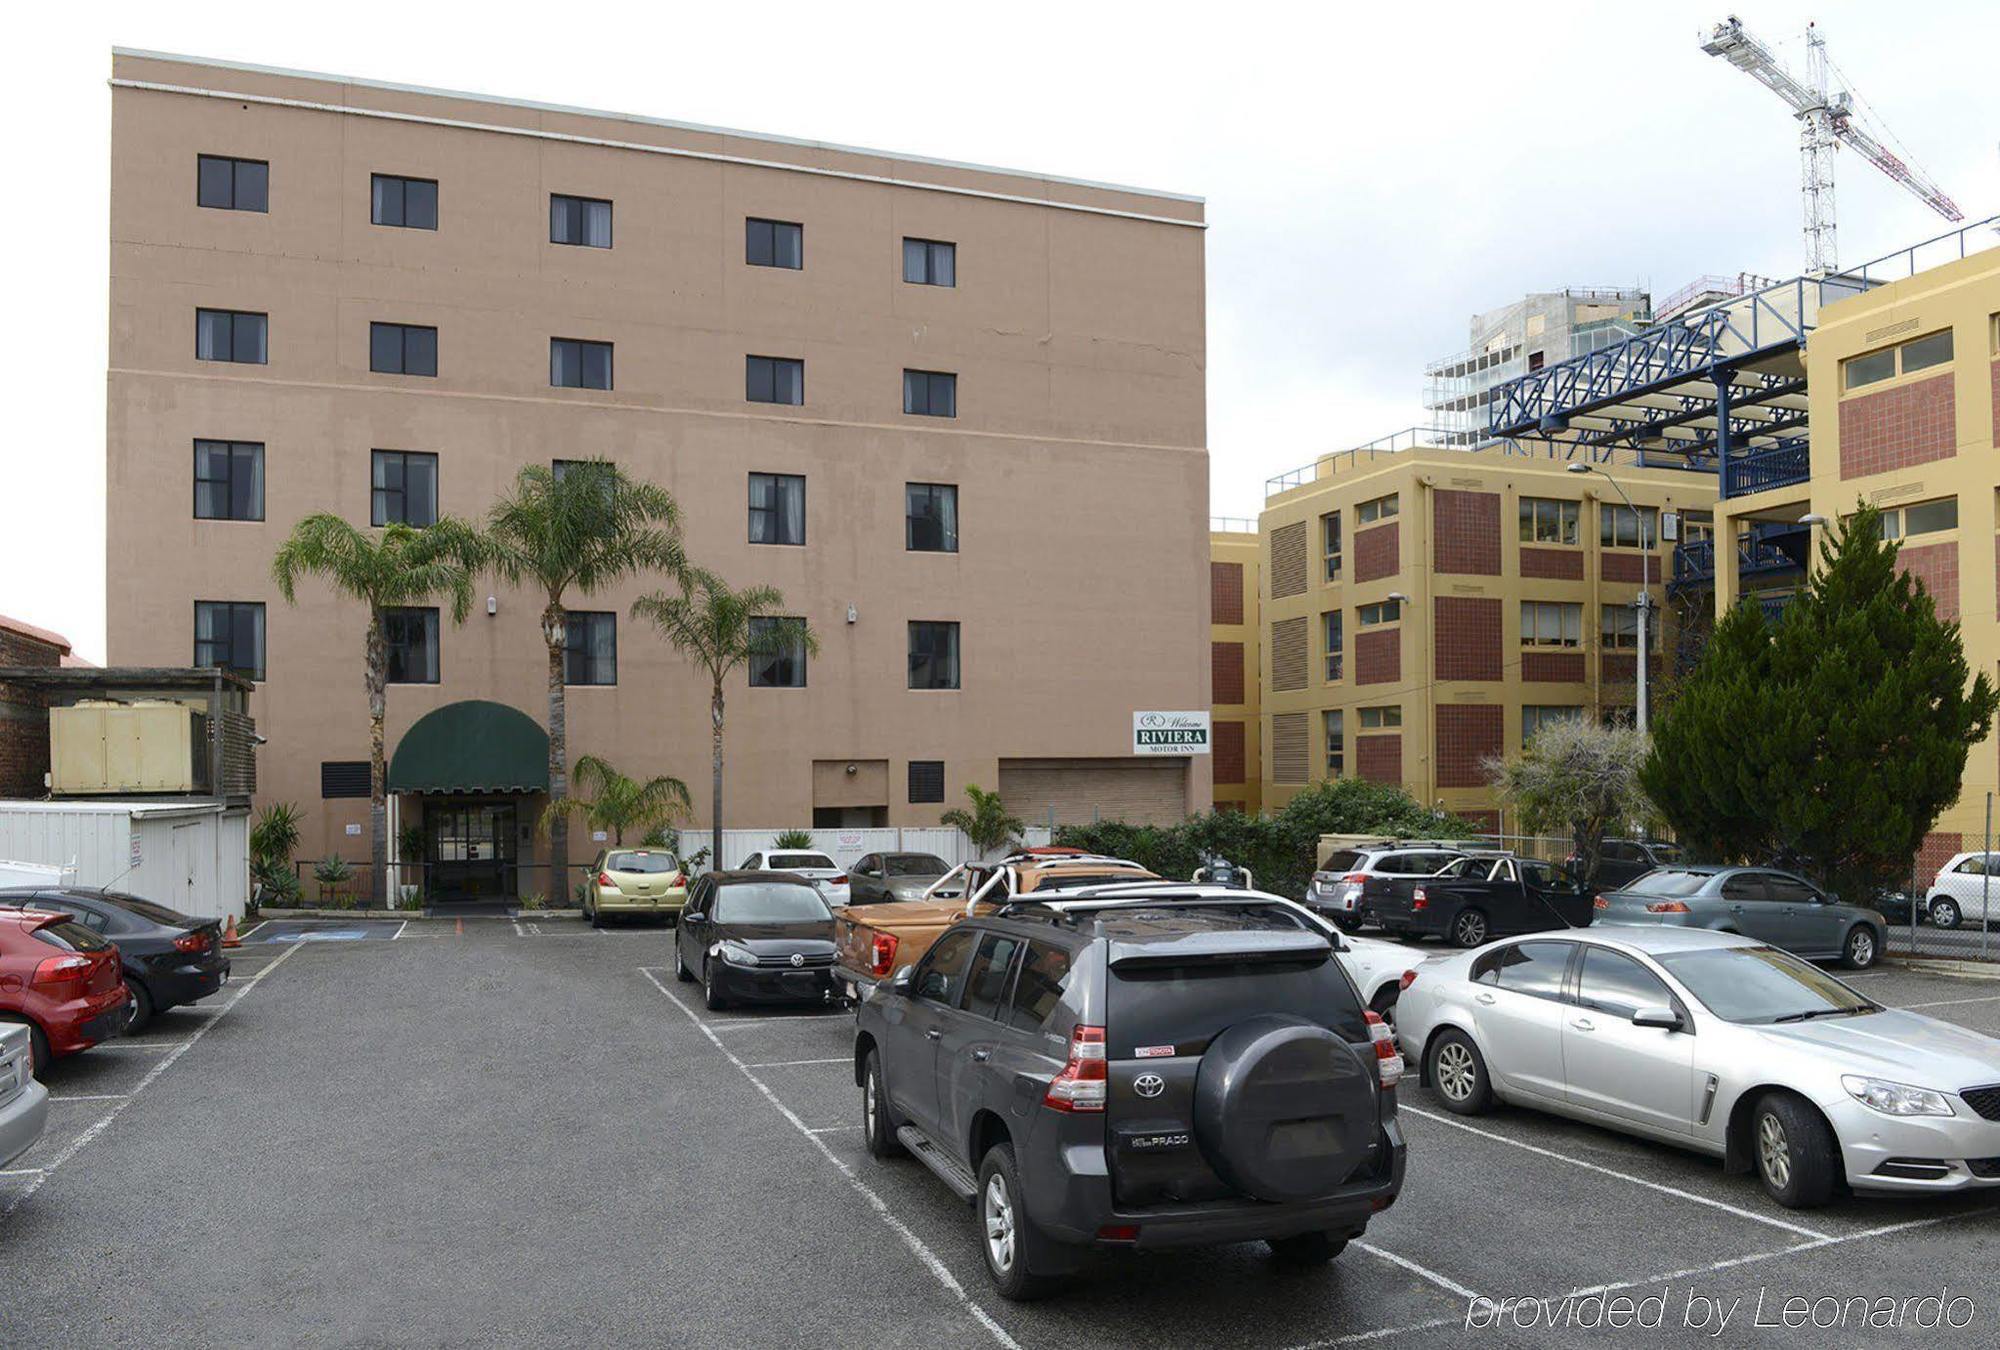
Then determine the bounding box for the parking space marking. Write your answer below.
[45,1093,130,1102]
[3,940,303,1218]
[1353,1239,1482,1300]
[1899,992,2000,1008]
[1400,1104,1831,1241]
[88,1041,189,1052]
[708,1014,854,1029]
[807,1124,862,1134]
[746,1057,851,1068]
[637,967,1021,1350]
[0,1168,45,1179]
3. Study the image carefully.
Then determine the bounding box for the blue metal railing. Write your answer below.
[1670,524,1808,596]
[1723,442,1811,497]
[1756,592,1794,626]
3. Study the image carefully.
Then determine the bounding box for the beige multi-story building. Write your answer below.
[105,51,1211,899]
[1252,442,1715,824]
[1208,522,1260,813]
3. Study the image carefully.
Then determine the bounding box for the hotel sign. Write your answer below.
[1133,711,1212,755]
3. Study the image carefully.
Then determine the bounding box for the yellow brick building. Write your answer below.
[1209,523,1261,812]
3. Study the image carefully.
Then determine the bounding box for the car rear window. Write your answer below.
[770,853,835,871]
[94,892,198,926]
[713,884,831,924]
[1319,850,1364,873]
[1109,948,1367,1050]
[1478,941,1572,997]
[1623,869,1713,898]
[30,919,111,952]
[606,851,678,874]
[1004,941,1073,1031]
[884,854,949,877]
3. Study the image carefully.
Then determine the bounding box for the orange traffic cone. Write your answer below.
[223,915,242,949]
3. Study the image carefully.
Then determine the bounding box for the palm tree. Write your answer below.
[542,754,691,847]
[272,515,484,903]
[633,568,817,867]
[486,461,684,888]
[940,785,1025,857]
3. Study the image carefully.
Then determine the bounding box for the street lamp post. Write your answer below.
[1567,462,1653,734]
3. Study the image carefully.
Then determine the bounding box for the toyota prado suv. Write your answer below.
[851,885,1407,1299]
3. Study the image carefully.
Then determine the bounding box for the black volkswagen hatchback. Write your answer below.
[674,871,839,1011]
[0,887,229,1031]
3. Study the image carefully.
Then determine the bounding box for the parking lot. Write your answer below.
[3,919,1998,1347]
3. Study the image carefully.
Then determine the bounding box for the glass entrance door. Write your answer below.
[425,801,519,902]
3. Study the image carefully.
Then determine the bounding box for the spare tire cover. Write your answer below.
[1192,1014,1378,1203]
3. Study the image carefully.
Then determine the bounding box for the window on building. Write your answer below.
[197,155,267,212]
[1357,598,1401,626]
[1323,610,1344,681]
[746,218,803,269]
[549,194,612,248]
[550,338,613,389]
[1321,511,1343,580]
[902,238,956,287]
[371,450,439,527]
[1844,328,1954,390]
[903,369,957,418]
[1875,496,1959,540]
[1600,504,1658,549]
[320,761,370,799]
[905,483,959,553]
[1522,705,1583,747]
[1519,497,1580,545]
[745,355,804,405]
[1359,705,1402,730]
[370,322,438,377]
[196,309,267,364]
[1520,600,1582,648]
[193,440,264,521]
[1357,493,1399,525]
[908,621,961,690]
[383,607,440,684]
[371,174,438,229]
[748,473,806,545]
[908,760,945,804]
[564,612,617,686]
[194,601,265,681]
[1323,709,1344,778]
[1600,604,1661,651]
[748,616,808,688]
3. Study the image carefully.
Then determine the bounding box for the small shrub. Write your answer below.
[313,856,354,907]
[521,891,547,912]
[773,828,815,850]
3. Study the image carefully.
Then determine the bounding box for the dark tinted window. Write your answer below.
[196,309,267,364]
[30,920,110,953]
[194,601,265,681]
[747,616,807,688]
[370,323,438,377]
[1720,873,1767,902]
[194,440,264,521]
[550,194,612,247]
[917,929,979,1004]
[962,933,1024,1020]
[903,238,955,286]
[197,155,267,211]
[907,760,945,804]
[371,450,438,526]
[1490,941,1572,998]
[884,853,949,877]
[745,218,802,269]
[1626,870,1715,898]
[1765,874,1819,903]
[746,356,804,406]
[605,851,677,874]
[87,892,197,928]
[902,369,957,417]
[748,472,805,544]
[908,621,960,689]
[713,883,830,924]
[1575,947,1673,1018]
[1005,941,1073,1030]
[321,760,370,799]
[551,339,613,389]
[1110,945,1367,1050]
[1320,850,1364,873]
[383,607,439,684]
[1601,842,1639,862]
[905,482,959,552]
[372,174,438,229]
[564,612,617,686]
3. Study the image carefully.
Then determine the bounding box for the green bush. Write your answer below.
[1056,780,1472,900]
[773,828,815,850]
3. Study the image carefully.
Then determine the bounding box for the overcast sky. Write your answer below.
[4,1,1994,662]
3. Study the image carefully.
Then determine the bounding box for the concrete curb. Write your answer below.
[1880,956,2000,981]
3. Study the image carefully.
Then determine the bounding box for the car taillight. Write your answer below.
[1411,887,1428,911]
[1365,1010,1404,1088]
[1342,873,1368,884]
[1398,968,1418,991]
[1043,1025,1108,1112]
[1593,895,1610,910]
[665,872,683,888]
[173,930,211,954]
[1646,901,1691,914]
[869,933,900,978]
[597,871,614,888]
[31,954,96,994]
[829,875,847,887]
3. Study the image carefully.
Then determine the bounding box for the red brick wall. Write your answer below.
[1435,597,1502,681]
[1354,522,1399,584]
[1213,720,1246,785]
[1600,553,1661,584]
[1601,654,1664,684]
[1522,651,1586,683]
[1458,809,1500,834]
[1356,734,1402,785]
[1898,541,1959,622]
[1520,548,1584,581]
[1434,490,1501,576]
[1211,641,1245,705]
[1916,831,1963,885]
[1436,704,1503,789]
[0,626,67,798]
[1210,561,1243,625]
[1838,372,1956,479]
[1355,628,1401,685]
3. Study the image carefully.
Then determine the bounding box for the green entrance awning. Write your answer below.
[388,700,549,794]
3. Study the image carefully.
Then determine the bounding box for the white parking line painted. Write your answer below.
[746,1057,852,1069]
[3,940,303,1218]
[1899,993,2000,1009]
[237,920,267,938]
[638,967,1020,1350]
[807,1125,862,1134]
[1353,1239,1482,1301]
[708,1013,854,1029]
[1400,1104,1831,1241]
[87,1041,189,1052]
[45,1093,130,1103]
[391,920,409,940]
[0,1168,45,1179]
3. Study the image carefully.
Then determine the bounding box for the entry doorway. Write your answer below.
[425,800,519,904]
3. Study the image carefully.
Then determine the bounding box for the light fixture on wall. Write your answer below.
[487,596,498,616]
[845,763,858,776]
[846,604,858,625]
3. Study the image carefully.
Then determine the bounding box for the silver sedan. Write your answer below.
[1395,926,2000,1208]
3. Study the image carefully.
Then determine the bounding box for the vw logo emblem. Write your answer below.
[790,952,806,967]
[1133,1073,1166,1099]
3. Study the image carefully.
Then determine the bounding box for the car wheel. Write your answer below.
[1266,1231,1348,1266]
[1840,925,1879,970]
[976,1143,1060,1301]
[1427,1029,1492,1115]
[1930,897,1962,930]
[862,1050,904,1159]
[1451,908,1489,948]
[675,940,694,983]
[1369,986,1399,1031]
[1751,1091,1838,1209]
[125,979,155,1034]
[703,958,729,1012]
[588,898,604,929]
[0,1015,50,1079]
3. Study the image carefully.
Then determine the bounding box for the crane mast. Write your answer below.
[1701,16,1962,273]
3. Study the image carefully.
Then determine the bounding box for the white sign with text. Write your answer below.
[1132,710,1212,755]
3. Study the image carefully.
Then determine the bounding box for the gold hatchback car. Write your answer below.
[583,848,688,927]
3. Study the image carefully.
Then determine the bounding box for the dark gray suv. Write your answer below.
[852,888,1407,1299]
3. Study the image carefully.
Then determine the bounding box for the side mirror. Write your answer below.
[888,965,916,994]
[1632,1006,1683,1032]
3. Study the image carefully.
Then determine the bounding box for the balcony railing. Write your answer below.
[1723,442,1809,498]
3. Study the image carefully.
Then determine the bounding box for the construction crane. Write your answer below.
[1702,15,1962,273]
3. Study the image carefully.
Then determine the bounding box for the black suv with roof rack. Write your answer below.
[850,887,1407,1299]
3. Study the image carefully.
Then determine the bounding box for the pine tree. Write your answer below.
[1643,504,1998,901]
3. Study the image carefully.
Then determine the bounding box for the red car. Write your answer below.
[0,908,131,1077]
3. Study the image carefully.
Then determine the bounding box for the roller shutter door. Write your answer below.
[998,758,1186,828]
